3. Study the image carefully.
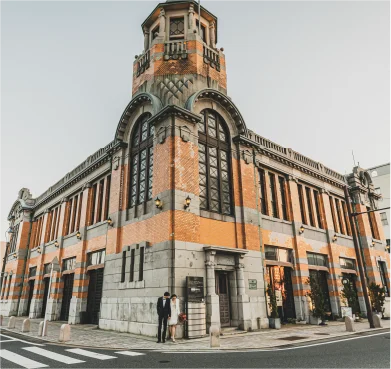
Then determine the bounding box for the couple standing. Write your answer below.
[156,292,180,343]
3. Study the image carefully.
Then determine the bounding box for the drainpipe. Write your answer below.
[170,115,176,294]
[16,213,34,316]
[0,242,10,291]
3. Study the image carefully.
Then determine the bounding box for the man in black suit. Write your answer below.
[157,292,171,343]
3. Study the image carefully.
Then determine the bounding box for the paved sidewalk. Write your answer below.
[1,316,389,351]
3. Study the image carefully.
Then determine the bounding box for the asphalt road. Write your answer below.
[0,328,389,368]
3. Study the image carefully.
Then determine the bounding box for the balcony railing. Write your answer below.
[136,49,150,76]
[164,40,187,60]
[203,45,220,71]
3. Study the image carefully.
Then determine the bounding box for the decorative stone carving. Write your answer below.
[209,22,216,48]
[188,4,195,31]
[180,126,191,142]
[113,156,120,171]
[158,8,166,36]
[157,126,167,144]
[205,261,216,267]
[143,26,149,51]
[156,77,194,104]
[215,254,235,266]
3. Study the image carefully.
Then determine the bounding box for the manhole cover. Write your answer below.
[279,336,308,341]
[314,333,330,335]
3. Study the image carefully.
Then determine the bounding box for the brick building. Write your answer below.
[1,0,389,337]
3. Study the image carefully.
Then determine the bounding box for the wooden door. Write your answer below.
[86,268,104,324]
[60,273,74,321]
[216,272,230,327]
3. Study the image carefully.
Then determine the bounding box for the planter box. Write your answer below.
[269,318,281,329]
[309,315,321,325]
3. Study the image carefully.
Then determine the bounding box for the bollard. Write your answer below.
[21,318,30,333]
[0,315,3,326]
[344,316,355,332]
[59,324,71,342]
[373,313,383,328]
[8,316,16,329]
[38,321,48,336]
[210,325,220,348]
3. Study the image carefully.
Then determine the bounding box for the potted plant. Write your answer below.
[306,274,326,325]
[340,278,360,317]
[368,282,386,319]
[267,284,281,329]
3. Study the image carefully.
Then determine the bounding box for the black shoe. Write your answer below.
[156,340,161,343]
[162,339,166,343]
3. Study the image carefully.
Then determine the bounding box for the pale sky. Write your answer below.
[1,0,390,240]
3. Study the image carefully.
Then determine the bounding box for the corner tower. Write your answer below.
[132,0,227,107]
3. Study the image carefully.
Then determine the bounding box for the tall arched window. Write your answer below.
[129,113,154,207]
[198,109,232,215]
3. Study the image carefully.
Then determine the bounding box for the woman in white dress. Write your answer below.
[168,294,180,342]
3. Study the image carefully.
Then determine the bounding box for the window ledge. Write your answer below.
[87,221,108,231]
[308,265,329,272]
[261,215,292,225]
[119,280,145,290]
[302,224,327,234]
[200,210,235,222]
[63,231,79,240]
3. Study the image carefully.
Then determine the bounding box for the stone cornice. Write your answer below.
[149,104,201,126]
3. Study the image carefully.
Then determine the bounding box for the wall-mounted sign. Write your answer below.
[249,279,257,290]
[186,276,204,302]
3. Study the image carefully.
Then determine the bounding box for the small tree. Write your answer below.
[341,279,360,315]
[306,274,326,320]
[267,284,279,318]
[368,282,386,315]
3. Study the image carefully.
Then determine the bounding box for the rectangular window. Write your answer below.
[378,261,389,296]
[9,223,20,254]
[269,173,278,218]
[121,251,126,283]
[43,263,51,275]
[70,196,78,234]
[367,207,376,239]
[381,212,388,226]
[62,257,76,272]
[90,184,97,225]
[6,275,12,298]
[329,196,338,233]
[28,266,37,278]
[76,193,83,231]
[313,190,323,229]
[259,169,268,215]
[306,187,315,227]
[45,212,53,243]
[65,199,73,235]
[169,17,185,40]
[139,247,145,281]
[264,246,292,263]
[298,185,307,225]
[340,257,355,270]
[87,249,106,266]
[335,199,345,235]
[196,20,207,43]
[307,252,328,267]
[129,249,135,282]
[278,177,288,221]
[104,176,111,221]
[50,208,58,241]
[342,201,352,236]
[96,180,105,223]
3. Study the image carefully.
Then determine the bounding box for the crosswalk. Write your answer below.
[0,346,146,368]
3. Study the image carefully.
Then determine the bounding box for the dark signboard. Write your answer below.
[186,276,204,302]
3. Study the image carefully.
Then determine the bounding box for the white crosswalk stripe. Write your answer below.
[0,349,48,369]
[115,350,145,356]
[23,347,85,364]
[65,348,117,360]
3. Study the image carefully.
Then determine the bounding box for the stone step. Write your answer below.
[220,327,247,336]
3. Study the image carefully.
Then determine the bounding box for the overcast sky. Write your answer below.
[1,0,389,239]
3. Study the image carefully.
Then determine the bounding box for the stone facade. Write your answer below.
[1,0,389,338]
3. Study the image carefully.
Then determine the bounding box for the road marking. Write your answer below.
[115,351,145,356]
[161,332,390,353]
[23,347,85,364]
[0,339,15,342]
[0,349,48,369]
[65,348,117,360]
[0,332,44,346]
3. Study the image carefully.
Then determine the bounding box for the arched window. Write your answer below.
[129,113,154,207]
[198,109,232,215]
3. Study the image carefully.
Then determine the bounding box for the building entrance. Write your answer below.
[60,273,74,321]
[216,272,231,327]
[86,268,104,324]
[266,266,296,321]
[40,278,50,318]
[26,280,35,316]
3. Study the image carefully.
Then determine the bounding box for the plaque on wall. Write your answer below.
[341,306,353,318]
[186,276,204,302]
[249,279,257,290]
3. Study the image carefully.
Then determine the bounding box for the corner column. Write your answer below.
[235,255,251,330]
[205,250,219,333]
